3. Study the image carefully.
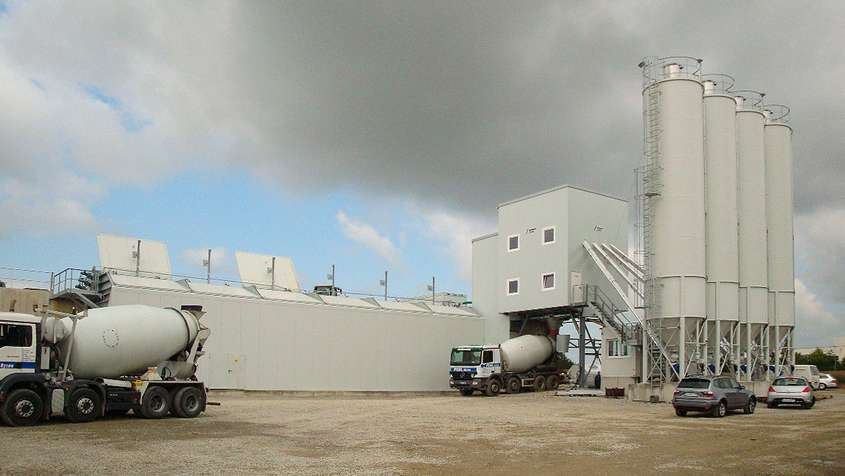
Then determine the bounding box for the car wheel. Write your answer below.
[0,389,43,427]
[819,383,827,391]
[804,398,815,409]
[67,388,101,423]
[459,389,474,397]
[675,409,687,417]
[712,401,727,418]
[485,379,501,396]
[506,376,521,394]
[744,397,756,414]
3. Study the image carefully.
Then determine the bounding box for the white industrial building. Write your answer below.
[52,235,486,392]
[43,55,796,400]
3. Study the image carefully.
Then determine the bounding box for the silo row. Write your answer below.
[640,56,795,383]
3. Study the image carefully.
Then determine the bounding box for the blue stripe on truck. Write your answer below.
[0,361,36,369]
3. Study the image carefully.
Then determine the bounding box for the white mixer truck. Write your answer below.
[449,334,566,396]
[0,304,210,426]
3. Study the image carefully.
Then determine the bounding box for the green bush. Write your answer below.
[794,348,841,371]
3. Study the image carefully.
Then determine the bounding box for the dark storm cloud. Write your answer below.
[1,1,842,341]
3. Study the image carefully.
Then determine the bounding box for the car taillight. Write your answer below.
[768,386,775,393]
[802,386,812,393]
[702,391,715,398]
[673,389,680,396]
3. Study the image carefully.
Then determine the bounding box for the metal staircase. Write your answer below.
[582,242,679,380]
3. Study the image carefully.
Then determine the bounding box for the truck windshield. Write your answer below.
[451,349,482,366]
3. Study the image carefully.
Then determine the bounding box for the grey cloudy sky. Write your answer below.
[1,1,843,344]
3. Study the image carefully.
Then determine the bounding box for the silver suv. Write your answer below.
[672,376,756,417]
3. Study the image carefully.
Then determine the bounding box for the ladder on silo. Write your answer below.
[641,80,667,384]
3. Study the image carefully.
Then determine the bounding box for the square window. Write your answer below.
[507,234,519,252]
[542,272,555,290]
[507,278,519,295]
[543,227,555,244]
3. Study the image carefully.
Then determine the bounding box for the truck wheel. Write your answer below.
[546,375,559,391]
[459,389,474,396]
[1,389,43,427]
[67,388,101,423]
[485,379,501,396]
[533,375,546,392]
[140,386,171,419]
[506,377,521,394]
[172,387,205,418]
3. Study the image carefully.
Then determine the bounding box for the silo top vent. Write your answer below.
[639,56,702,89]
[702,74,735,96]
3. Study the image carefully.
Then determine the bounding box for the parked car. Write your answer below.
[818,373,838,390]
[791,365,821,389]
[767,377,815,408]
[672,376,756,417]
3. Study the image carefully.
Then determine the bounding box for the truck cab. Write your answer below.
[449,345,503,396]
[0,314,40,380]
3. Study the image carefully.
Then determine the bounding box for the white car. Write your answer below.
[767,377,815,409]
[819,373,838,390]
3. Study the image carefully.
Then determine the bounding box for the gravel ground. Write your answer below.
[2,388,844,475]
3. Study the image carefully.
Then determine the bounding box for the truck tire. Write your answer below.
[1,389,43,427]
[533,375,546,392]
[485,379,501,396]
[67,388,101,423]
[459,389,474,396]
[506,376,521,394]
[140,386,171,419]
[546,375,559,391]
[172,387,205,418]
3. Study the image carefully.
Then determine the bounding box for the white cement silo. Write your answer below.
[640,57,706,378]
[703,76,740,375]
[763,105,796,371]
[735,90,769,379]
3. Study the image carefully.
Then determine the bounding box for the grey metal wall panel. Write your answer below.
[107,286,484,391]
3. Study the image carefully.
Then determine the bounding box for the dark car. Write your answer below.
[672,376,756,417]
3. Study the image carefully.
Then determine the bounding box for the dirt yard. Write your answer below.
[2,388,844,475]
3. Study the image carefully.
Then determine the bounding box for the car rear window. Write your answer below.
[678,379,710,389]
[773,378,807,386]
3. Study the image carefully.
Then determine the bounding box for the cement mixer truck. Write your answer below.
[0,304,210,426]
[449,335,567,396]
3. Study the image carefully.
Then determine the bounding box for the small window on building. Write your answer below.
[542,226,555,245]
[506,278,519,296]
[607,338,628,357]
[507,234,520,252]
[0,324,33,349]
[541,272,555,291]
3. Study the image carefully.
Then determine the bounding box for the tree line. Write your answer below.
[794,349,843,371]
